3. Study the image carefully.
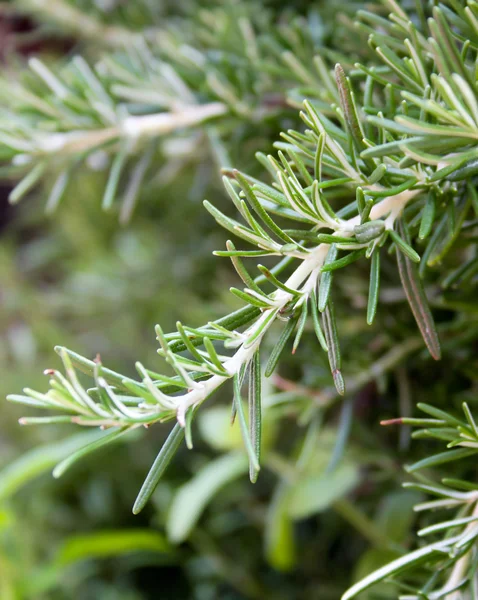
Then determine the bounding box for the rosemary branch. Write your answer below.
[173,186,421,425]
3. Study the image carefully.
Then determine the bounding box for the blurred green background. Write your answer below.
[2,1,470,599]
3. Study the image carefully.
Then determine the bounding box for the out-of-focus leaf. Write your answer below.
[287,463,359,519]
[198,406,243,451]
[0,430,106,501]
[53,427,132,478]
[55,530,170,565]
[0,509,12,532]
[376,491,422,543]
[167,452,248,543]
[199,404,278,453]
[265,485,296,572]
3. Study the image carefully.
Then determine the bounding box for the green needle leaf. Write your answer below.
[54,346,141,391]
[46,168,71,214]
[53,427,131,478]
[318,244,338,312]
[335,63,365,151]
[257,264,300,295]
[422,190,471,270]
[102,143,129,211]
[265,318,297,377]
[9,162,46,205]
[234,170,297,244]
[310,290,328,351]
[406,448,476,473]
[230,287,273,308]
[168,306,261,353]
[354,220,385,244]
[322,300,345,396]
[292,300,308,354]
[367,250,380,325]
[233,375,260,478]
[419,193,436,240]
[203,337,228,374]
[184,407,194,450]
[133,423,185,515]
[389,228,421,263]
[396,221,441,360]
[341,538,457,600]
[248,351,262,483]
[320,248,366,272]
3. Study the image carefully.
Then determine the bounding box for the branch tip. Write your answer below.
[380,418,404,426]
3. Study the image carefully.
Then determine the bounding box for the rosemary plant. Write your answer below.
[2,0,478,598]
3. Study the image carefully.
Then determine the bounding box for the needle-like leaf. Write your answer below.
[367,249,380,325]
[322,300,345,395]
[233,375,260,479]
[396,221,441,360]
[265,318,298,377]
[133,424,185,515]
[248,351,262,483]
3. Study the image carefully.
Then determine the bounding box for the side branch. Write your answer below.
[173,186,421,425]
[34,103,228,156]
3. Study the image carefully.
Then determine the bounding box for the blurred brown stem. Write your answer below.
[273,336,423,406]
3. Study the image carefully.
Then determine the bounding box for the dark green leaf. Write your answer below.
[320,248,366,272]
[310,289,328,351]
[248,351,262,483]
[233,375,260,478]
[292,300,308,353]
[335,63,365,151]
[406,448,477,473]
[265,318,297,377]
[419,193,436,240]
[367,250,380,325]
[318,244,338,311]
[396,221,441,360]
[389,229,421,263]
[230,287,272,308]
[102,144,129,211]
[422,191,471,269]
[56,530,170,565]
[354,220,385,244]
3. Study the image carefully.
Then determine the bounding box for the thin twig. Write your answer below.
[273,337,424,406]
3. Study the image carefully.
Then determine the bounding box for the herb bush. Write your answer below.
[1,1,477,598]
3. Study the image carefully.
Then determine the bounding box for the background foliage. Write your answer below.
[0,1,477,599]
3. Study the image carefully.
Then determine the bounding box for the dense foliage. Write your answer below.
[1,1,477,598]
